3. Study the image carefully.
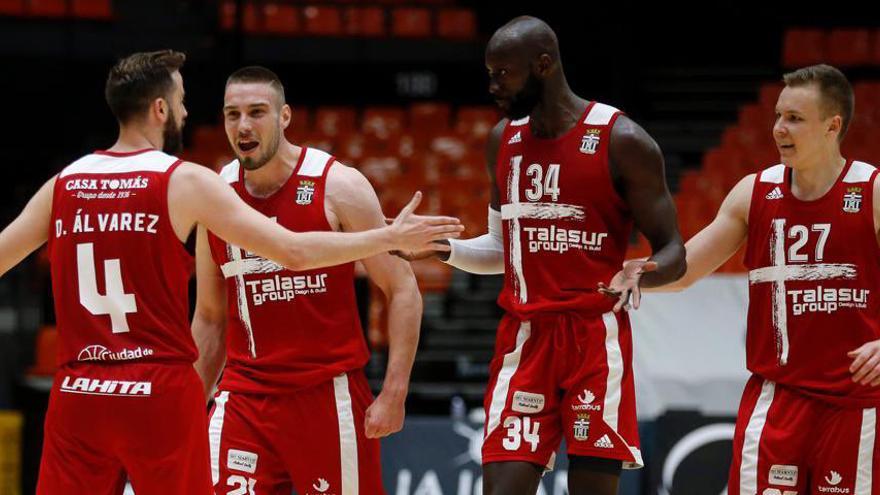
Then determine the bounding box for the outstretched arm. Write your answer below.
[0,177,55,277]
[651,174,753,292]
[167,163,462,272]
[599,116,686,309]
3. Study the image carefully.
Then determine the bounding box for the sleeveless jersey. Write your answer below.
[495,102,633,319]
[207,147,368,394]
[745,160,880,407]
[48,149,194,368]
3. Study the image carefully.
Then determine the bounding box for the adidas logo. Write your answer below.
[766,186,783,200]
[593,434,614,449]
[508,131,522,145]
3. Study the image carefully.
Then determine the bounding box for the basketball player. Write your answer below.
[0,50,461,495]
[193,66,420,495]
[397,17,686,495]
[624,65,880,493]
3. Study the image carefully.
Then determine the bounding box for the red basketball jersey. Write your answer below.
[48,149,195,368]
[495,102,633,319]
[744,160,880,407]
[207,148,368,394]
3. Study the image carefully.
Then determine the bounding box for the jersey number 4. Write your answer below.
[76,243,137,333]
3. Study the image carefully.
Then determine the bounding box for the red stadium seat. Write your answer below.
[782,29,826,68]
[827,29,871,67]
[362,107,406,140]
[437,8,476,40]
[873,29,880,66]
[71,0,110,19]
[854,81,880,122]
[737,103,770,129]
[314,106,357,138]
[0,0,25,16]
[303,6,342,36]
[344,7,385,37]
[219,0,235,30]
[391,7,432,38]
[27,0,66,17]
[409,102,451,135]
[288,106,311,136]
[757,82,784,110]
[455,106,500,143]
[219,1,260,33]
[263,3,300,35]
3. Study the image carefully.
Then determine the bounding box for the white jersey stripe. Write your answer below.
[844,161,876,183]
[584,103,619,126]
[485,322,531,439]
[299,148,334,177]
[221,257,284,279]
[855,408,876,495]
[500,202,586,222]
[333,374,359,495]
[739,380,775,495]
[209,391,230,486]
[601,312,623,432]
[60,151,179,177]
[227,244,257,358]
[759,164,786,184]
[220,160,240,184]
[506,155,528,304]
[748,263,858,284]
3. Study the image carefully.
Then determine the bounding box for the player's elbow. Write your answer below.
[671,251,688,282]
[388,275,423,311]
[280,245,310,272]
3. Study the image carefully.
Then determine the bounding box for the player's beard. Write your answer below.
[162,107,184,155]
[239,124,281,171]
[504,73,543,120]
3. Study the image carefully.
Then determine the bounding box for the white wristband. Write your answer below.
[444,207,504,275]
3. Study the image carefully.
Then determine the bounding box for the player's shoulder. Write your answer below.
[844,160,878,184]
[752,163,785,186]
[325,156,372,195]
[60,149,180,177]
[585,101,622,126]
[218,159,241,184]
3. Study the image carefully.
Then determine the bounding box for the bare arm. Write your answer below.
[846,173,880,385]
[486,119,506,212]
[609,115,686,287]
[0,176,55,277]
[328,164,421,438]
[191,225,228,401]
[167,163,461,271]
[651,174,753,292]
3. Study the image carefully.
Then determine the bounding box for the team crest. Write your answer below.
[843,187,862,213]
[580,129,601,154]
[296,180,316,205]
[573,413,591,441]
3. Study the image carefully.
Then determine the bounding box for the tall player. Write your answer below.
[398,17,685,495]
[630,65,880,492]
[0,50,461,495]
[193,67,420,495]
